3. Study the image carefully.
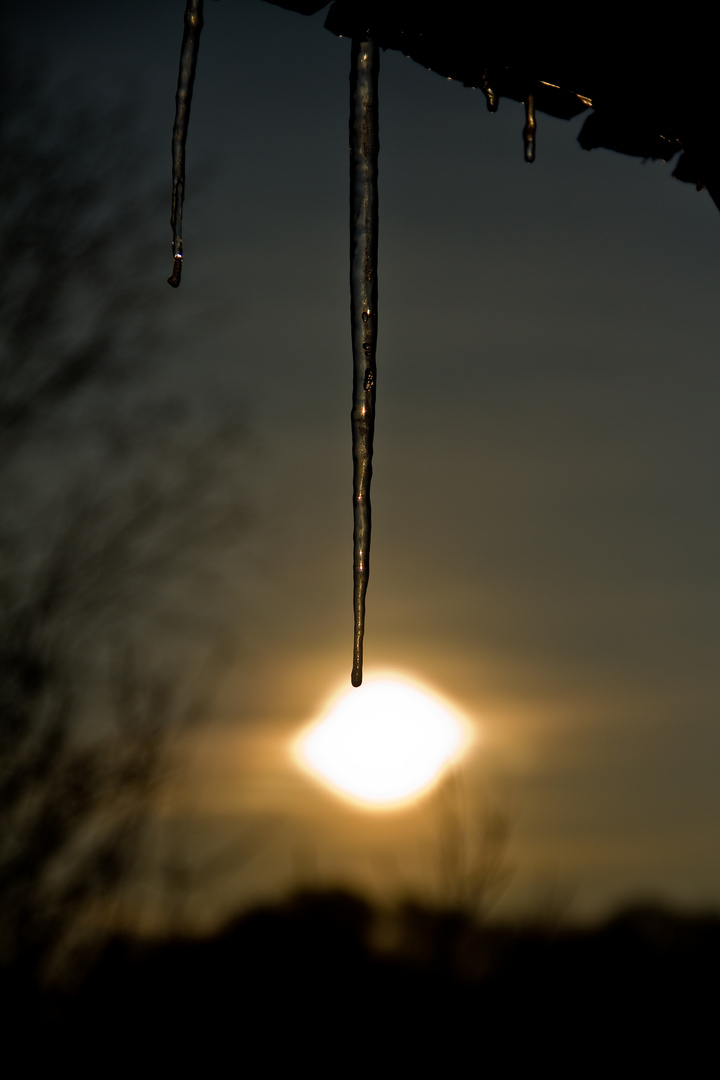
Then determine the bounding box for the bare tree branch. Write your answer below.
[0,55,252,990]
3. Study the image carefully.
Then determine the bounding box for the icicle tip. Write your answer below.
[168,254,183,288]
[352,618,364,685]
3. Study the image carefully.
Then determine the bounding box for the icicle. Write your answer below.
[168,0,205,288]
[349,33,379,687]
[481,70,498,113]
[523,92,536,163]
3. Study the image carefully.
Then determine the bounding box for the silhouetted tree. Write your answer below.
[0,55,250,995]
[431,768,513,918]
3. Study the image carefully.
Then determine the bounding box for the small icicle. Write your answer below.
[349,33,380,687]
[168,0,205,288]
[480,70,498,113]
[523,92,536,163]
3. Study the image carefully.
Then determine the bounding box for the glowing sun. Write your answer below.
[294,676,471,809]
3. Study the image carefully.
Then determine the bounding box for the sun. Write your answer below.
[293,675,472,809]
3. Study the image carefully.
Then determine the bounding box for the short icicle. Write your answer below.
[481,70,499,113]
[168,0,205,288]
[523,92,536,163]
[349,33,379,687]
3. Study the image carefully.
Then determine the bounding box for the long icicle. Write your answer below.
[349,33,379,687]
[168,0,205,288]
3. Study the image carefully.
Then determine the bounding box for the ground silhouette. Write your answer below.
[9,885,719,1072]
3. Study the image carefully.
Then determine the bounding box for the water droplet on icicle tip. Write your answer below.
[523,92,536,163]
[168,254,183,289]
[168,0,205,288]
[349,33,380,687]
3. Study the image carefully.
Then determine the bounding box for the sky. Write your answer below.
[7,0,720,922]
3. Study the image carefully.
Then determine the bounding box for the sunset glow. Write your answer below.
[294,676,471,809]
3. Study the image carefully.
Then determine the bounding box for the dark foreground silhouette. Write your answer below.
[266,1,720,206]
[6,888,719,1071]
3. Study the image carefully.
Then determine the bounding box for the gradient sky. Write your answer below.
[8,0,720,921]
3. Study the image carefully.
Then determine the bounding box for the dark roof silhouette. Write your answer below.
[265,0,720,208]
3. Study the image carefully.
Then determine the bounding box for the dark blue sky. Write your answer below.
[8,1,720,918]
